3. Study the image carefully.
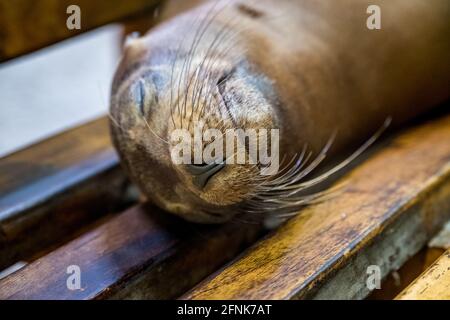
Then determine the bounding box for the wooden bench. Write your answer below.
[396,249,450,300]
[1,1,449,300]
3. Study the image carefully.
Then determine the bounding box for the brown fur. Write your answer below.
[110,0,450,223]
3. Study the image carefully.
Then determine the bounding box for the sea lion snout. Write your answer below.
[111,40,282,223]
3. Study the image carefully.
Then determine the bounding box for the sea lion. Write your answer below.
[110,0,450,223]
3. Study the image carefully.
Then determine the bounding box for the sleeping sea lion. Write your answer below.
[110,0,450,223]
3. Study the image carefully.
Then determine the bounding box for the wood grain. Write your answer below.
[0,0,162,62]
[0,117,127,269]
[0,203,263,300]
[183,113,450,300]
[396,249,450,300]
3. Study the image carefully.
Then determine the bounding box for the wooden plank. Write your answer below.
[0,204,263,300]
[368,246,446,299]
[396,249,450,300]
[183,113,450,300]
[0,117,128,269]
[0,0,162,62]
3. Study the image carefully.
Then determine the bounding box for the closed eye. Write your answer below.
[132,79,146,116]
[216,67,235,88]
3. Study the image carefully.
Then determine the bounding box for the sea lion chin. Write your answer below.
[110,0,450,223]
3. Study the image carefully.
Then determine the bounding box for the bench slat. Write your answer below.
[0,204,263,300]
[2,110,450,299]
[183,113,450,300]
[0,117,126,269]
[367,245,446,299]
[396,249,450,300]
[0,0,161,62]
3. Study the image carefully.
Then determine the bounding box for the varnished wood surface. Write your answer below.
[184,113,450,300]
[0,204,263,300]
[0,117,127,269]
[0,0,162,62]
[396,249,450,300]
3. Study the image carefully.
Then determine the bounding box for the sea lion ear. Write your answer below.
[123,32,141,48]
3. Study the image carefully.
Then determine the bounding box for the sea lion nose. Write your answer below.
[185,162,225,189]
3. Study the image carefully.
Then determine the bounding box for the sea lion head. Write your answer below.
[110,1,387,223]
[110,12,280,223]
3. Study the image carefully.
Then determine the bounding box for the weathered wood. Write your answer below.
[0,204,263,300]
[0,117,127,269]
[0,0,162,62]
[396,249,450,300]
[368,246,445,299]
[428,220,450,250]
[183,113,450,300]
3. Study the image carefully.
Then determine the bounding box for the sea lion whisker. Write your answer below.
[108,112,122,130]
[254,154,297,182]
[245,119,389,217]
[186,67,203,131]
[170,47,183,128]
[186,0,279,122]
[245,121,387,215]
[108,112,151,146]
[275,151,320,188]
[170,32,193,129]
[178,1,231,129]
[266,134,336,191]
[190,7,256,121]
[189,18,240,116]
[259,194,318,206]
[191,20,244,117]
[259,151,313,190]
[256,151,328,195]
[275,148,311,184]
[246,155,295,189]
[280,182,347,202]
[276,118,391,192]
[192,41,241,124]
[195,31,252,114]
[245,120,389,216]
[141,113,171,145]
[261,146,309,186]
[175,3,217,122]
[261,182,343,203]
[253,154,299,186]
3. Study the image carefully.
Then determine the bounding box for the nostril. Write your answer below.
[186,162,215,175]
[185,162,225,189]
